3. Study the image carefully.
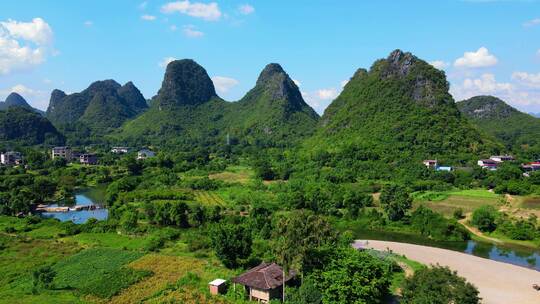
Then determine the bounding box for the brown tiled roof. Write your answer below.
[231,262,295,290]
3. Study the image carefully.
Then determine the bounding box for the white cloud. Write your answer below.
[316,88,338,100]
[0,18,54,75]
[1,18,53,45]
[158,56,177,68]
[292,79,301,87]
[450,73,512,101]
[161,1,222,21]
[429,60,449,70]
[182,25,204,38]
[454,47,498,68]
[512,72,540,88]
[84,21,93,27]
[340,80,349,88]
[238,4,255,15]
[141,15,156,21]
[139,1,148,10]
[537,49,540,57]
[211,76,239,94]
[524,18,540,27]
[170,25,178,31]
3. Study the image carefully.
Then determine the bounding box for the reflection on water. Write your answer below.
[40,187,108,224]
[355,229,540,271]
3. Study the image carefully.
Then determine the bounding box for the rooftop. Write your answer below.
[231,262,295,290]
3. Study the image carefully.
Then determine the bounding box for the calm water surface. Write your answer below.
[41,187,108,224]
[355,229,540,271]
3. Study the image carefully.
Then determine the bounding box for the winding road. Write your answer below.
[355,240,540,304]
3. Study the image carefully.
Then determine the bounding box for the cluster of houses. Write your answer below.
[422,159,453,172]
[477,155,515,171]
[50,146,156,165]
[52,146,98,165]
[424,154,540,176]
[0,151,22,166]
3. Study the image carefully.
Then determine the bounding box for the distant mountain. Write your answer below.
[228,63,319,146]
[529,112,540,118]
[302,50,500,174]
[46,80,148,135]
[0,107,64,146]
[0,92,44,115]
[119,59,319,148]
[458,95,540,152]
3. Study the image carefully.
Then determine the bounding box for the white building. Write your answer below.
[137,149,155,160]
[111,146,130,154]
[1,151,22,165]
[490,155,514,163]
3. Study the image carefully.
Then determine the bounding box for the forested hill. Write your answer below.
[225,63,319,147]
[300,50,501,178]
[45,80,148,137]
[458,95,540,155]
[0,92,44,115]
[118,60,319,148]
[0,107,64,147]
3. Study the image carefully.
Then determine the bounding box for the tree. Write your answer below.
[272,210,338,277]
[379,184,412,221]
[401,266,480,304]
[312,247,391,304]
[286,277,322,304]
[119,208,139,232]
[32,265,56,291]
[210,223,252,268]
[471,205,498,232]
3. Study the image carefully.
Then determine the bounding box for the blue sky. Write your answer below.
[1,0,539,114]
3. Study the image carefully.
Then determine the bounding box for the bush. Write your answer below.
[471,205,498,232]
[401,265,480,304]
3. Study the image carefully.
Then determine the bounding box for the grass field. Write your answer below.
[414,189,502,217]
[53,248,148,299]
[193,190,227,206]
[63,232,149,251]
[208,166,253,185]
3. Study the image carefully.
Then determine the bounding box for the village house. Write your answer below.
[111,146,130,154]
[232,262,295,303]
[490,155,514,163]
[423,159,438,169]
[0,151,22,166]
[52,146,72,160]
[137,149,156,160]
[522,161,540,173]
[478,159,498,171]
[436,166,453,172]
[79,153,98,165]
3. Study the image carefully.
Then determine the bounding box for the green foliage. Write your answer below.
[210,222,252,268]
[53,248,146,298]
[410,206,470,241]
[472,205,499,232]
[458,95,540,156]
[401,265,480,304]
[32,265,56,290]
[312,247,391,304]
[0,107,64,146]
[380,184,412,221]
[286,277,322,304]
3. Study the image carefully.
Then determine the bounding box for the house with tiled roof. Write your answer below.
[231,262,295,303]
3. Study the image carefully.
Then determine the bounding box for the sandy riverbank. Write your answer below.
[356,240,540,304]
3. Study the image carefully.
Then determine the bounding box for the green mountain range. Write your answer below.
[302,50,501,171]
[458,95,540,154]
[46,80,148,135]
[119,59,319,148]
[0,107,64,147]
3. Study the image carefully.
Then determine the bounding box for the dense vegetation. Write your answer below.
[458,95,540,158]
[0,107,64,148]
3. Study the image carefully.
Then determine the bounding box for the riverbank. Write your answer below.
[358,240,540,304]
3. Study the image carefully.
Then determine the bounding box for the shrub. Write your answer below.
[471,205,498,232]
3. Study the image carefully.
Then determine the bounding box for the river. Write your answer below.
[355,229,540,271]
[40,187,109,224]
